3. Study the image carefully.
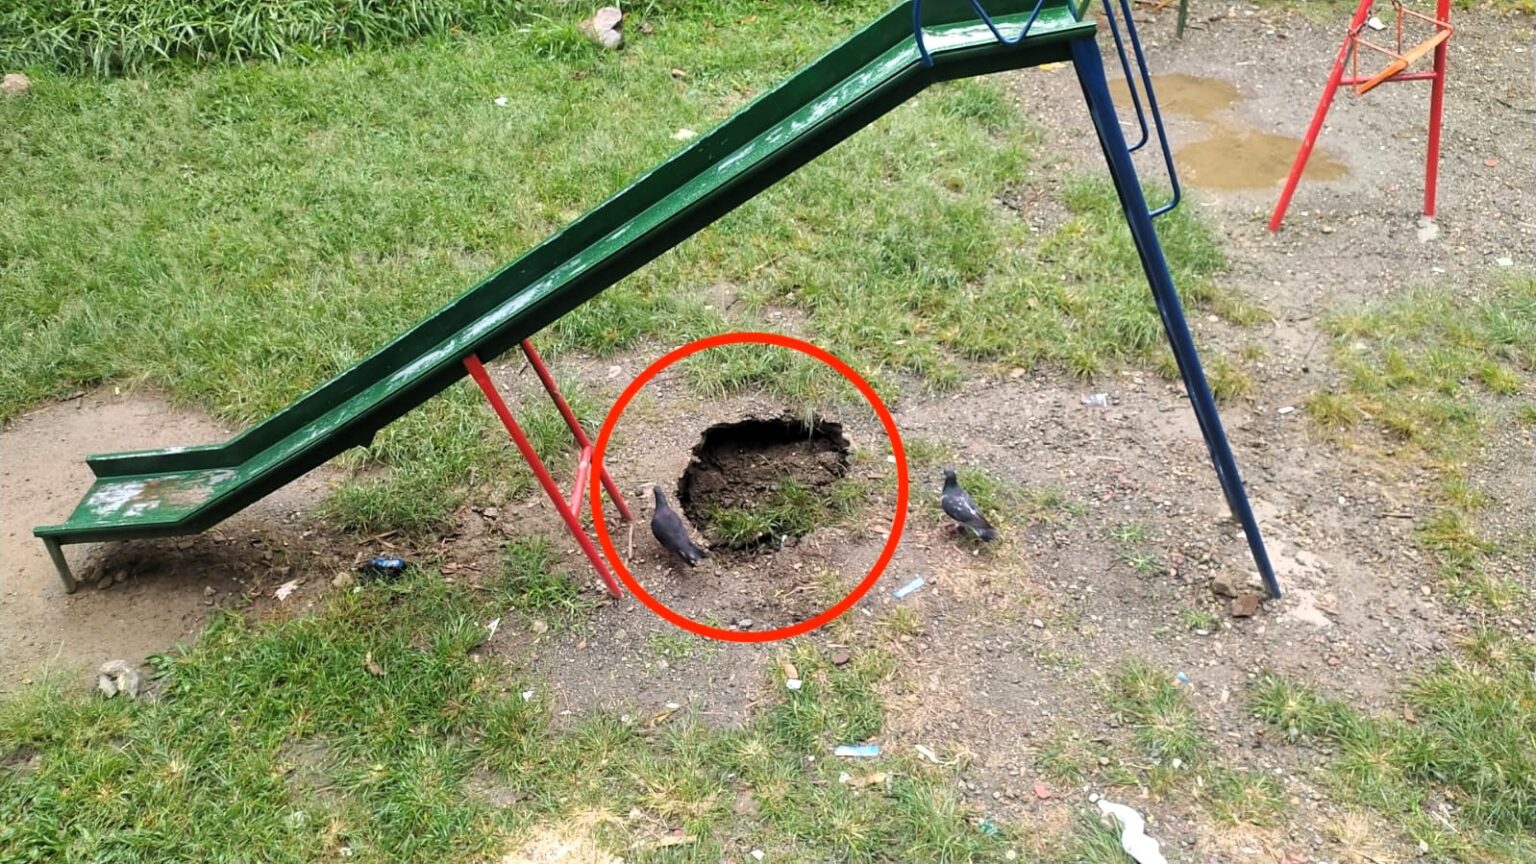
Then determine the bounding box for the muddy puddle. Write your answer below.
[1111,73,1349,190]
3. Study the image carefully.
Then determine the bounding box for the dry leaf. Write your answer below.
[364,651,385,677]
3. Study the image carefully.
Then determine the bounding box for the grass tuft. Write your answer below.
[1,0,541,75]
[498,538,596,622]
[1251,633,1536,860]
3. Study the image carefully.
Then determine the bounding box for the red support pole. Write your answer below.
[1268,0,1375,233]
[1423,0,1451,218]
[519,340,633,522]
[463,354,623,597]
[570,446,593,516]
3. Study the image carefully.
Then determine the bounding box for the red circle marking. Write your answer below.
[589,332,909,643]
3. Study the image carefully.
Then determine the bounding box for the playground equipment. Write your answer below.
[1269,0,1453,232]
[35,0,1282,600]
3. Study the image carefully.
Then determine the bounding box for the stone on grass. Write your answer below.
[581,6,624,50]
[2,73,30,97]
[97,660,141,699]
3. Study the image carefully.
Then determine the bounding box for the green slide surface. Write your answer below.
[35,0,1093,550]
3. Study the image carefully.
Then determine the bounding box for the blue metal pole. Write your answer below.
[1068,37,1282,599]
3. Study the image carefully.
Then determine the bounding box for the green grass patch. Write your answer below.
[1107,661,1205,766]
[0,568,1017,862]
[497,537,598,623]
[704,474,869,549]
[1251,632,1536,861]
[1,0,535,75]
[1319,279,1536,455]
[1110,520,1163,576]
[1308,277,1536,606]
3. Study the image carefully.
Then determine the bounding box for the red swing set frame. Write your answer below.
[1269,0,1453,232]
[463,342,630,597]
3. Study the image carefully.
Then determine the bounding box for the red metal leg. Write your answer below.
[1268,0,1374,233]
[1424,0,1451,218]
[570,446,593,516]
[464,354,623,597]
[519,340,633,522]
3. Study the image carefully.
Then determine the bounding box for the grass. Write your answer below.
[1181,608,1219,632]
[0,559,1021,863]
[2,0,1252,535]
[1110,520,1163,576]
[1251,630,1536,861]
[498,537,598,623]
[1,0,531,74]
[1307,277,1536,606]
[704,475,866,549]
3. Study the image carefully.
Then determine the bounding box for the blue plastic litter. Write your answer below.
[357,556,410,580]
[834,743,881,758]
[893,577,926,600]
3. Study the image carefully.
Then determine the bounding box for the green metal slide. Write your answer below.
[35,0,1093,591]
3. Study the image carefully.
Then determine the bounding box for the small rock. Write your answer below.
[113,570,128,584]
[1416,217,1439,243]
[1,73,30,97]
[1209,571,1240,598]
[483,506,500,519]
[531,619,549,635]
[670,67,687,79]
[580,6,624,49]
[332,571,356,590]
[203,586,217,598]
[1230,593,1262,618]
[95,574,114,591]
[736,617,753,629]
[1031,618,1044,629]
[831,649,852,666]
[96,660,140,699]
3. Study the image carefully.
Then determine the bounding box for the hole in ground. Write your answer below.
[678,415,852,552]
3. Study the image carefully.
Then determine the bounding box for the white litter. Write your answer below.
[486,617,501,640]
[1096,799,1167,864]
[521,690,535,702]
[274,579,300,601]
[493,95,509,107]
[785,678,803,691]
[672,127,697,142]
[1367,15,1386,30]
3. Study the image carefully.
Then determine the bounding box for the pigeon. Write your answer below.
[650,485,708,566]
[941,468,999,542]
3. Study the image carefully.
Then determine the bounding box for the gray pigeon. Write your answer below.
[650,486,708,566]
[941,468,998,542]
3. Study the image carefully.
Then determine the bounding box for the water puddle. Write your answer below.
[1177,131,1349,190]
[1110,74,1349,190]
[1110,73,1238,121]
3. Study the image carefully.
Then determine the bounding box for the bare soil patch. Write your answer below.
[0,390,342,691]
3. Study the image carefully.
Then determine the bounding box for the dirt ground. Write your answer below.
[1,3,1532,860]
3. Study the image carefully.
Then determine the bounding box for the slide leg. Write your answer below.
[44,538,77,594]
[1070,37,1282,598]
